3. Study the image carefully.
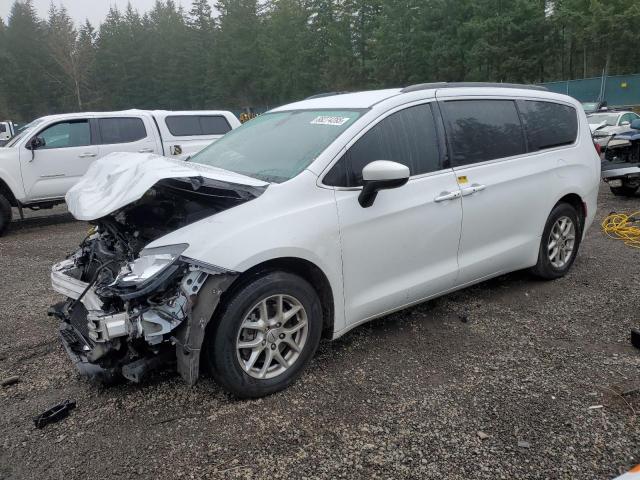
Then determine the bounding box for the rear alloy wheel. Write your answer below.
[0,194,12,236]
[207,271,322,398]
[531,203,581,280]
[547,216,576,269]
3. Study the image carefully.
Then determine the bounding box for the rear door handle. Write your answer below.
[78,152,97,158]
[434,191,461,202]
[460,183,486,196]
[138,148,154,153]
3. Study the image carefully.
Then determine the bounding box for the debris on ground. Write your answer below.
[1,375,19,387]
[33,400,76,429]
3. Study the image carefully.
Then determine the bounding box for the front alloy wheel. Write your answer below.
[236,294,309,379]
[207,271,322,398]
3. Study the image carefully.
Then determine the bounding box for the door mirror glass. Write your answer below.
[27,136,46,150]
[358,160,410,208]
[631,119,640,130]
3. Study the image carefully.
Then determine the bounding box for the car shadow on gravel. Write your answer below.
[7,212,77,234]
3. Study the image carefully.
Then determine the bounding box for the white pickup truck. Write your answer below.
[0,109,240,234]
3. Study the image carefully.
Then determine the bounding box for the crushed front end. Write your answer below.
[49,176,261,384]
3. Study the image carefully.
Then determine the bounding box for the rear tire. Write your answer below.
[610,185,638,197]
[206,271,322,398]
[531,203,581,280]
[0,194,12,236]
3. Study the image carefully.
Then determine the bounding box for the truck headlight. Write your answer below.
[120,244,189,284]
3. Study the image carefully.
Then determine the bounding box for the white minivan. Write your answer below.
[50,83,600,397]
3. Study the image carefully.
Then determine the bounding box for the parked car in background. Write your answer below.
[50,83,599,398]
[601,118,640,196]
[588,110,640,146]
[0,109,240,234]
[0,120,16,146]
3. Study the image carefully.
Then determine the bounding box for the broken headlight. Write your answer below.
[119,243,189,284]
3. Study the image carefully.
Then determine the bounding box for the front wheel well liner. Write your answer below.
[220,257,335,339]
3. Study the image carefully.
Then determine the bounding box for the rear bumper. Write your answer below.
[601,165,640,180]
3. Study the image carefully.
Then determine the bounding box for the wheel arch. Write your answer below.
[222,257,336,339]
[555,192,586,235]
[0,176,19,207]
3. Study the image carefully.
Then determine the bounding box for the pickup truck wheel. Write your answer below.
[0,194,12,235]
[610,185,638,197]
[531,203,581,280]
[206,271,322,399]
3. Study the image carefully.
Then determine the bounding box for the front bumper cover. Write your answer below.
[50,257,240,385]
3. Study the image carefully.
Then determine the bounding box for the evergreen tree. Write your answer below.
[187,0,216,107]
[214,0,263,107]
[1,0,639,119]
[5,0,50,120]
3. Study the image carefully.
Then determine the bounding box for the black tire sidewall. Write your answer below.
[0,194,12,235]
[207,271,322,398]
[533,203,581,279]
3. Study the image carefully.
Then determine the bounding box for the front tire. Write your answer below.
[531,203,581,280]
[206,271,322,398]
[0,194,12,236]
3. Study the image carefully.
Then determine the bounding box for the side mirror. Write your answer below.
[621,121,631,126]
[27,136,45,150]
[630,119,640,130]
[358,160,410,208]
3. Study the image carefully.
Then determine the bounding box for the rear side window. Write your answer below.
[0,124,5,133]
[98,117,147,144]
[441,100,526,166]
[519,101,577,150]
[324,104,440,187]
[165,115,232,136]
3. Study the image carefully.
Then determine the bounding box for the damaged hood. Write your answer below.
[66,152,268,221]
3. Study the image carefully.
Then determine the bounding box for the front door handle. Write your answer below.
[434,191,461,202]
[138,148,154,153]
[78,152,97,158]
[460,183,486,196]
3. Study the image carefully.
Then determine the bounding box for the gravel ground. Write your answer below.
[0,188,639,480]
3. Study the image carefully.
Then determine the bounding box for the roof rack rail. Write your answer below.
[305,91,350,100]
[401,82,548,93]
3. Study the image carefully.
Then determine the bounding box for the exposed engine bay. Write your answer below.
[50,177,263,383]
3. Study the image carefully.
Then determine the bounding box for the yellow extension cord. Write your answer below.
[602,211,640,249]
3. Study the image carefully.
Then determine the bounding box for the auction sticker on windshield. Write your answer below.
[311,116,352,126]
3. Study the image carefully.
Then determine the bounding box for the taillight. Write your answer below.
[594,141,601,155]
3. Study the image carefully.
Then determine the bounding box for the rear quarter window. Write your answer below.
[519,101,578,150]
[98,117,147,144]
[165,115,232,136]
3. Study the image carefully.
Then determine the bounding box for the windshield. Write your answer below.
[587,113,618,126]
[190,109,363,183]
[6,118,44,147]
